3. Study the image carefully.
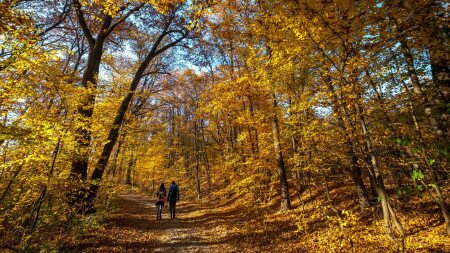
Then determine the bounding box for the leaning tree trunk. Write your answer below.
[396,64,450,235]
[85,26,188,209]
[126,154,134,185]
[324,77,371,210]
[365,69,408,189]
[271,93,291,211]
[109,131,125,178]
[356,103,405,240]
[68,1,144,212]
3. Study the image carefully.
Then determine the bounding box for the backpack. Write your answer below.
[157,190,165,201]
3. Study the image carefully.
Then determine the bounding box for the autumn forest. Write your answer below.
[0,0,449,252]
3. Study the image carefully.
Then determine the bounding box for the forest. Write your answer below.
[0,0,449,252]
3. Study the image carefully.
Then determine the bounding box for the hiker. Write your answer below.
[155,183,166,220]
[167,181,180,219]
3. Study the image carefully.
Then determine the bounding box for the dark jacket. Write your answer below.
[168,184,179,202]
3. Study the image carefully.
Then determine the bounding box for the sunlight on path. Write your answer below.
[65,192,242,252]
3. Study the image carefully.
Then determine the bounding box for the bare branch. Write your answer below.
[142,71,171,77]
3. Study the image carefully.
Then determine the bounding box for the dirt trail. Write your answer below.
[63,193,245,253]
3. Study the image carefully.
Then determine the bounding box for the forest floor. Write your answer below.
[58,185,450,253]
[61,192,246,253]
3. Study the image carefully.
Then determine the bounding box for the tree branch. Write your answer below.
[142,70,171,77]
[38,0,71,37]
[74,0,94,46]
[106,3,145,36]
[154,30,188,56]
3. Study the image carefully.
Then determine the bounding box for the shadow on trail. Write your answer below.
[62,193,244,252]
[106,196,242,231]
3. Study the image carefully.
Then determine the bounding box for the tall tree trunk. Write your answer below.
[126,154,134,185]
[364,69,407,189]
[391,45,450,233]
[348,149,371,208]
[399,38,446,143]
[356,103,405,239]
[68,2,144,212]
[0,157,27,203]
[0,140,8,180]
[69,41,107,181]
[324,77,370,209]
[69,5,114,181]
[247,96,259,154]
[29,137,62,231]
[85,25,188,208]
[389,11,448,144]
[271,93,291,211]
[67,6,114,212]
[194,121,201,199]
[429,46,450,145]
[200,120,212,192]
[195,159,201,200]
[110,131,125,178]
[393,61,450,234]
[399,38,422,96]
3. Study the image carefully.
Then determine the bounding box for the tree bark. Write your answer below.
[85,23,188,208]
[356,103,405,239]
[200,120,212,192]
[126,154,134,185]
[271,93,291,211]
[70,4,113,181]
[395,59,450,234]
[429,47,450,141]
[194,121,201,199]
[68,2,144,212]
[0,158,26,203]
[400,38,446,143]
[110,132,125,178]
[324,77,370,209]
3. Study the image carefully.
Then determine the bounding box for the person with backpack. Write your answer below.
[167,181,179,219]
[155,183,166,220]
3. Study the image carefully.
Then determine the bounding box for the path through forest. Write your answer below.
[63,192,247,252]
[58,188,450,253]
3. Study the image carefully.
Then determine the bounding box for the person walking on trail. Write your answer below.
[155,183,166,220]
[167,181,179,219]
